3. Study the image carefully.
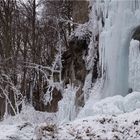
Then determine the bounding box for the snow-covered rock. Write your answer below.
[78,92,140,118]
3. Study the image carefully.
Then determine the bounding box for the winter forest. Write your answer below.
[1,0,140,139]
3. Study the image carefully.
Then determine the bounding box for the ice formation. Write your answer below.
[96,0,140,98]
[78,92,140,118]
[57,84,78,123]
[57,0,140,121]
[78,0,140,120]
[129,39,140,92]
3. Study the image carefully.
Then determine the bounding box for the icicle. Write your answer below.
[57,84,78,123]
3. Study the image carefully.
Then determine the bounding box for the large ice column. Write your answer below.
[97,0,140,98]
[57,85,77,123]
[129,39,140,92]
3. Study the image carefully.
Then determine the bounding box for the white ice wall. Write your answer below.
[129,39,140,92]
[96,0,140,98]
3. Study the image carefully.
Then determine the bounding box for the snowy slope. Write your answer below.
[0,106,56,140]
[0,123,34,140]
[36,109,140,140]
[56,110,140,140]
[1,92,140,139]
[33,92,140,140]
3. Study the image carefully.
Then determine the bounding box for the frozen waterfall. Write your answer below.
[97,0,140,98]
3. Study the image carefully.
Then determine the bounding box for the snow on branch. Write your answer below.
[0,74,24,118]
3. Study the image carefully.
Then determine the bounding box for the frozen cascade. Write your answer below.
[78,0,140,119]
[96,0,140,98]
[57,0,140,122]
[57,85,78,123]
[129,39,140,92]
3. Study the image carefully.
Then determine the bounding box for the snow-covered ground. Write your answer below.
[54,110,140,140]
[1,92,140,139]
[0,105,56,140]
[0,123,34,139]
[34,92,140,140]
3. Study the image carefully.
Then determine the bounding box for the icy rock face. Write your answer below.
[96,0,140,97]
